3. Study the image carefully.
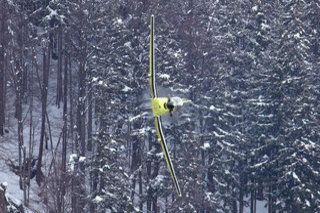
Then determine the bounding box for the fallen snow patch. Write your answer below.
[159,74,170,79]
[93,195,103,203]
[201,142,210,150]
[122,85,133,92]
[79,156,86,162]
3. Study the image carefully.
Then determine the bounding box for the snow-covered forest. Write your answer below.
[0,0,319,212]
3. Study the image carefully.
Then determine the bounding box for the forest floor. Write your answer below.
[0,69,65,212]
[0,96,41,212]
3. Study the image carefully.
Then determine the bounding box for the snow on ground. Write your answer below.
[1,111,65,212]
[0,119,41,213]
[0,102,63,212]
[0,61,66,212]
[243,197,268,213]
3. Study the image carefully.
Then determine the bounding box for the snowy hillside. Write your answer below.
[1,0,320,213]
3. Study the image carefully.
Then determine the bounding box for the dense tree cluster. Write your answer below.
[0,0,319,212]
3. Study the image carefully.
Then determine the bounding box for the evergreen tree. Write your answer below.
[88,2,138,211]
[273,0,320,211]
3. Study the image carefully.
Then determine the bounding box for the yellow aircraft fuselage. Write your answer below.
[151,97,175,117]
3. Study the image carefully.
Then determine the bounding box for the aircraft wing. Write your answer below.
[154,116,182,197]
[149,15,157,98]
[149,15,181,197]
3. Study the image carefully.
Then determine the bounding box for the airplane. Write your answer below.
[148,14,191,197]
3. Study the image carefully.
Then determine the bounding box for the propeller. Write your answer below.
[167,95,174,116]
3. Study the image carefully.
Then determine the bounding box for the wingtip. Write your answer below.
[183,100,192,104]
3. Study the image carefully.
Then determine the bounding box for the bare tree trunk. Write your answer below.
[250,180,256,213]
[147,133,152,212]
[23,146,27,202]
[87,85,93,211]
[17,70,24,190]
[26,49,36,207]
[138,121,145,211]
[14,42,24,193]
[87,83,92,151]
[0,47,4,136]
[152,160,160,213]
[77,61,86,156]
[0,2,8,136]
[131,176,136,204]
[139,170,143,212]
[71,158,79,213]
[36,48,50,185]
[239,169,244,213]
[268,185,273,213]
[56,24,63,107]
[268,151,274,213]
[75,60,86,213]
[131,131,140,202]
[68,55,74,151]
[0,182,8,213]
[58,50,68,213]
[90,134,98,213]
